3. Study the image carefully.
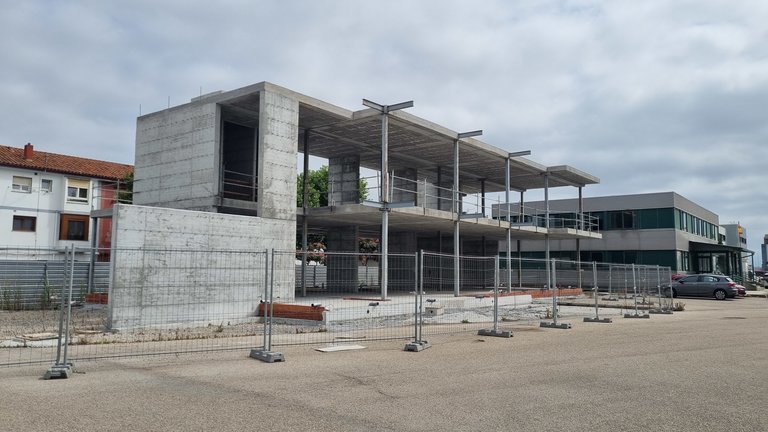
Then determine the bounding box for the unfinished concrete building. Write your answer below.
[109,82,600,328]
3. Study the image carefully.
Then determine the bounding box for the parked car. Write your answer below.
[663,274,738,300]
[735,284,747,296]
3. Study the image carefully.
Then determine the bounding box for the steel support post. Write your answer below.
[541,174,571,329]
[453,137,460,297]
[505,158,512,293]
[301,130,309,297]
[381,112,390,299]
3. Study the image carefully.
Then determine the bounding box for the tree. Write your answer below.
[296,166,368,207]
[117,171,134,204]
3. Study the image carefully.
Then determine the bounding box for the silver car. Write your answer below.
[664,274,738,300]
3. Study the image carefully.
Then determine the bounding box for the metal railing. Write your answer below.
[326,173,599,233]
[222,169,257,201]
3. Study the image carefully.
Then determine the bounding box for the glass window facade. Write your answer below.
[674,209,717,240]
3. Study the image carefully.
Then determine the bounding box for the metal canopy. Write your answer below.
[211,82,599,195]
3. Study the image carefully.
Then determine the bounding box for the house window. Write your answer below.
[41,179,53,192]
[59,214,89,241]
[12,176,32,193]
[67,178,90,203]
[12,215,36,232]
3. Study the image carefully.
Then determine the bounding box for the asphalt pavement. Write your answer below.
[2,296,767,431]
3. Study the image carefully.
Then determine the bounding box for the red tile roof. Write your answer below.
[0,144,133,181]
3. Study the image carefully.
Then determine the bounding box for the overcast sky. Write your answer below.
[1,1,766,264]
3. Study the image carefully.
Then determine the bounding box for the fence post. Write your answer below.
[585,261,612,323]
[44,245,75,379]
[479,255,512,337]
[406,250,431,351]
[251,249,285,362]
[625,263,650,319]
[541,259,571,329]
[649,265,673,314]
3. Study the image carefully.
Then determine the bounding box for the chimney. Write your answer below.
[23,143,34,160]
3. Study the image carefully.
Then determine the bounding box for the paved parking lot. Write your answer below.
[2,296,767,431]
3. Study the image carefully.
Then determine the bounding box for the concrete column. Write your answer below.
[328,155,361,205]
[545,173,551,290]
[388,232,417,293]
[326,227,360,292]
[257,90,299,221]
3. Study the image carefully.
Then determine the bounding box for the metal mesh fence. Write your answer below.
[271,251,418,347]
[1,245,675,369]
[2,247,268,366]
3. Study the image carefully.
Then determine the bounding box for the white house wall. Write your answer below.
[108,204,295,330]
[1,167,95,250]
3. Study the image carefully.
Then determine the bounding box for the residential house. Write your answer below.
[0,143,133,258]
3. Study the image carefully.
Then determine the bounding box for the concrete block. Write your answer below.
[540,321,572,329]
[648,309,673,315]
[250,349,285,363]
[477,329,513,338]
[583,317,613,323]
[425,306,444,316]
[404,340,431,352]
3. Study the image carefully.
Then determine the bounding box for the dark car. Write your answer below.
[735,284,747,296]
[664,274,738,300]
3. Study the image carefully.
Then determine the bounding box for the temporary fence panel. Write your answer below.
[1,247,269,367]
[270,251,418,347]
[0,248,110,311]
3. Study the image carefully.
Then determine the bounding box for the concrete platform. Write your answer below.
[288,292,534,324]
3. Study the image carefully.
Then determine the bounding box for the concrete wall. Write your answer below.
[133,102,220,211]
[108,204,295,330]
[329,155,360,205]
[257,90,298,220]
[326,226,360,292]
